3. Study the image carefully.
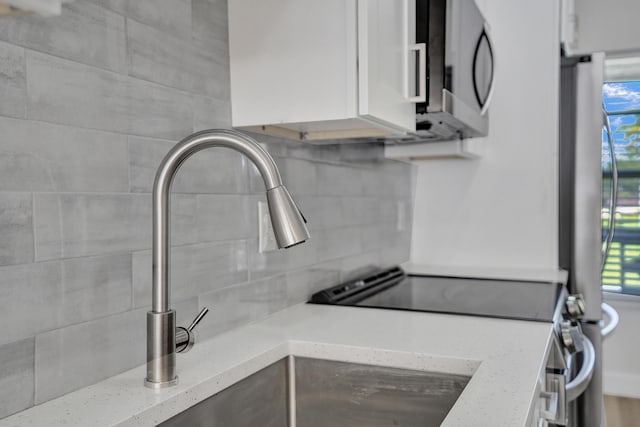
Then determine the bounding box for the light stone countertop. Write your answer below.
[0,304,553,427]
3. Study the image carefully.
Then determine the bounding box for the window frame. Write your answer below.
[602,82,640,297]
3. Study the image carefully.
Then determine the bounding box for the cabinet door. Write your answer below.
[357,0,418,132]
[562,0,640,56]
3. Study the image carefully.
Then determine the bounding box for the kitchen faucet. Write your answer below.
[145,129,310,388]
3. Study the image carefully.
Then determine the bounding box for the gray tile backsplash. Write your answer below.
[192,95,232,130]
[0,1,126,73]
[273,158,319,196]
[0,254,131,347]
[197,275,288,340]
[126,18,196,92]
[26,50,129,130]
[0,117,128,192]
[194,194,257,241]
[295,196,344,231]
[285,263,341,306]
[0,0,415,416]
[0,339,34,419]
[34,308,147,405]
[34,298,198,404]
[191,0,228,54]
[128,135,248,194]
[26,51,193,139]
[34,193,151,260]
[0,40,26,119]
[316,163,366,196]
[0,192,34,266]
[86,0,193,40]
[132,240,249,308]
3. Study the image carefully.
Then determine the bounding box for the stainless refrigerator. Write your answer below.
[559,52,619,427]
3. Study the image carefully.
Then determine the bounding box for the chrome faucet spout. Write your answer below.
[145,129,309,389]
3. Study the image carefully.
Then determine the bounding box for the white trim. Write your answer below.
[605,57,640,82]
[604,371,640,399]
[384,139,484,161]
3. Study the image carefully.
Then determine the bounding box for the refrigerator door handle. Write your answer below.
[601,302,619,339]
[602,111,619,271]
[566,335,596,402]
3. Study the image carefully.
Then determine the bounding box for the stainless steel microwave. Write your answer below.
[396,0,494,143]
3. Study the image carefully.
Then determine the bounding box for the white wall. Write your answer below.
[410,0,560,271]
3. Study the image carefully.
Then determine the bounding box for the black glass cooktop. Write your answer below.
[310,267,565,323]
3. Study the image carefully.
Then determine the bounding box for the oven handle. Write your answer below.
[565,334,595,402]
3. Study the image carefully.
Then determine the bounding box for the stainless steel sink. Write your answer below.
[159,357,470,427]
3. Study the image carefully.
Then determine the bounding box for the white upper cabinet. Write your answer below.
[562,0,640,56]
[228,0,418,141]
[358,0,417,133]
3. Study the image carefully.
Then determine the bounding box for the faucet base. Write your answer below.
[144,377,179,389]
[145,310,177,388]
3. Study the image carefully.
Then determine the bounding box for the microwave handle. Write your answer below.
[408,43,426,103]
[478,22,495,116]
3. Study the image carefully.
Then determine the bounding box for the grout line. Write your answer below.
[23,44,202,98]
[129,251,135,310]
[123,15,130,74]
[0,251,134,270]
[126,135,132,194]
[191,94,197,132]
[0,113,177,143]
[201,270,288,299]
[31,335,37,408]
[23,190,270,197]
[22,45,28,119]
[22,48,224,132]
[31,192,37,263]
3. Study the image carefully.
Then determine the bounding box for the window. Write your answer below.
[602,81,640,294]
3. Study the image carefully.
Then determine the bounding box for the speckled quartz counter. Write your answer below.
[0,304,553,427]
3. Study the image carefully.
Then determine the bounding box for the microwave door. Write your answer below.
[447,0,490,113]
[413,0,491,140]
[472,28,494,115]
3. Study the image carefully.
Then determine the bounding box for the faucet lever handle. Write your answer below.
[188,307,209,332]
[176,307,209,354]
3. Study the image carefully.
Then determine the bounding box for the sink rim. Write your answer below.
[160,352,474,427]
[150,340,482,426]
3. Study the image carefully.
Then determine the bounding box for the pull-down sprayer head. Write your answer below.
[267,185,308,248]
